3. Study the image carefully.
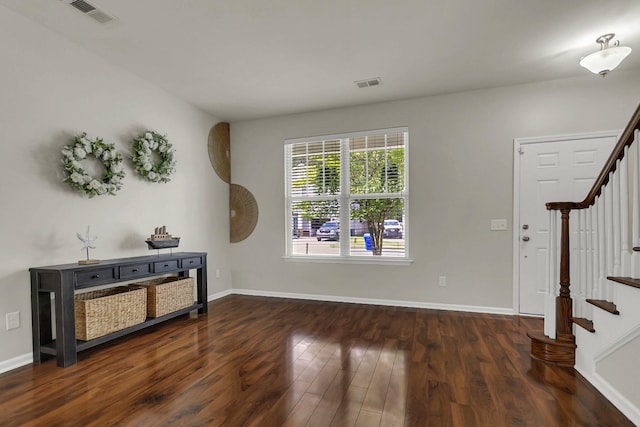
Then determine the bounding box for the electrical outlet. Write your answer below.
[215,269,221,279]
[6,311,20,330]
[438,276,447,287]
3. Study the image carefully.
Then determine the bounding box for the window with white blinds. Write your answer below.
[284,127,408,260]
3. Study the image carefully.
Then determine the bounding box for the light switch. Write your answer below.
[490,219,508,231]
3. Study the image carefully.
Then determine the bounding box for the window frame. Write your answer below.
[284,127,410,264]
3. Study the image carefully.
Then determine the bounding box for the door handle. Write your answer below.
[522,236,530,242]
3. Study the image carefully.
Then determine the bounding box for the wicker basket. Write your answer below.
[135,276,194,318]
[75,286,147,341]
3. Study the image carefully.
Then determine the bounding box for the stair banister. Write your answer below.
[569,105,640,209]
[530,104,640,366]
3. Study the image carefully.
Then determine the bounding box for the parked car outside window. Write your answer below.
[317,221,340,241]
[383,219,403,238]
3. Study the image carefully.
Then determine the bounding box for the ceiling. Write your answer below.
[2,0,639,121]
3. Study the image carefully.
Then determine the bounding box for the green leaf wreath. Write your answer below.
[61,133,125,197]
[131,131,176,183]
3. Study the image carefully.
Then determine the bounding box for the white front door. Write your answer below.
[515,132,617,315]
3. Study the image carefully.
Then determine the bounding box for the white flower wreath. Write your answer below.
[131,131,176,183]
[61,133,125,197]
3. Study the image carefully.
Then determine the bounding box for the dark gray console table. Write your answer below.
[29,252,207,367]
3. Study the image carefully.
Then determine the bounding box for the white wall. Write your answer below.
[0,6,231,366]
[597,334,640,410]
[229,71,640,310]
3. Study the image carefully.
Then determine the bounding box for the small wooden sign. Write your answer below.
[78,259,100,265]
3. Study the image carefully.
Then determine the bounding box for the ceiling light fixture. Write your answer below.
[579,33,632,76]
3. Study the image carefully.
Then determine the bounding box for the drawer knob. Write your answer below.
[92,274,100,279]
[189,261,194,264]
[164,264,169,267]
[132,268,138,272]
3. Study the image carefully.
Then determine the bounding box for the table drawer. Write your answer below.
[120,263,151,279]
[154,260,178,273]
[75,268,115,289]
[181,256,202,268]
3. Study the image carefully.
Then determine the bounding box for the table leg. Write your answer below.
[197,262,208,314]
[55,274,77,367]
[30,272,42,364]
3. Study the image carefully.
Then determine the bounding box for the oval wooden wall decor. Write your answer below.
[229,183,258,243]
[207,122,231,184]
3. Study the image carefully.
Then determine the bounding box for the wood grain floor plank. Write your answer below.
[355,409,382,426]
[307,368,356,427]
[350,345,381,388]
[380,346,407,426]
[0,295,633,426]
[329,384,367,427]
[361,340,396,413]
[250,379,312,427]
[282,392,322,426]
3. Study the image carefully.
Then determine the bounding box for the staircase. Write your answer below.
[528,104,640,424]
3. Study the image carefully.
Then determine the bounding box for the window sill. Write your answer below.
[282,255,413,266]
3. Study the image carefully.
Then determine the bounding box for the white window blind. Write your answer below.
[285,127,408,260]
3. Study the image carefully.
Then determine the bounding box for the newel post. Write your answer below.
[556,208,574,342]
[527,203,580,365]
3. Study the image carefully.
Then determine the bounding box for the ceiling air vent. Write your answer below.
[63,0,116,24]
[355,77,382,88]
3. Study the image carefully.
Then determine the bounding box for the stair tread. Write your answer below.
[585,299,620,315]
[571,317,595,333]
[607,276,640,289]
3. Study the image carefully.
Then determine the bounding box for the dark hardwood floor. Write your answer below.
[0,295,633,426]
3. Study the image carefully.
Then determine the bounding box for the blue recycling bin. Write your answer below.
[363,233,373,251]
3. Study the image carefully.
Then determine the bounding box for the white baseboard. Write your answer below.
[229,288,514,315]
[575,366,640,426]
[0,353,32,375]
[207,288,233,302]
